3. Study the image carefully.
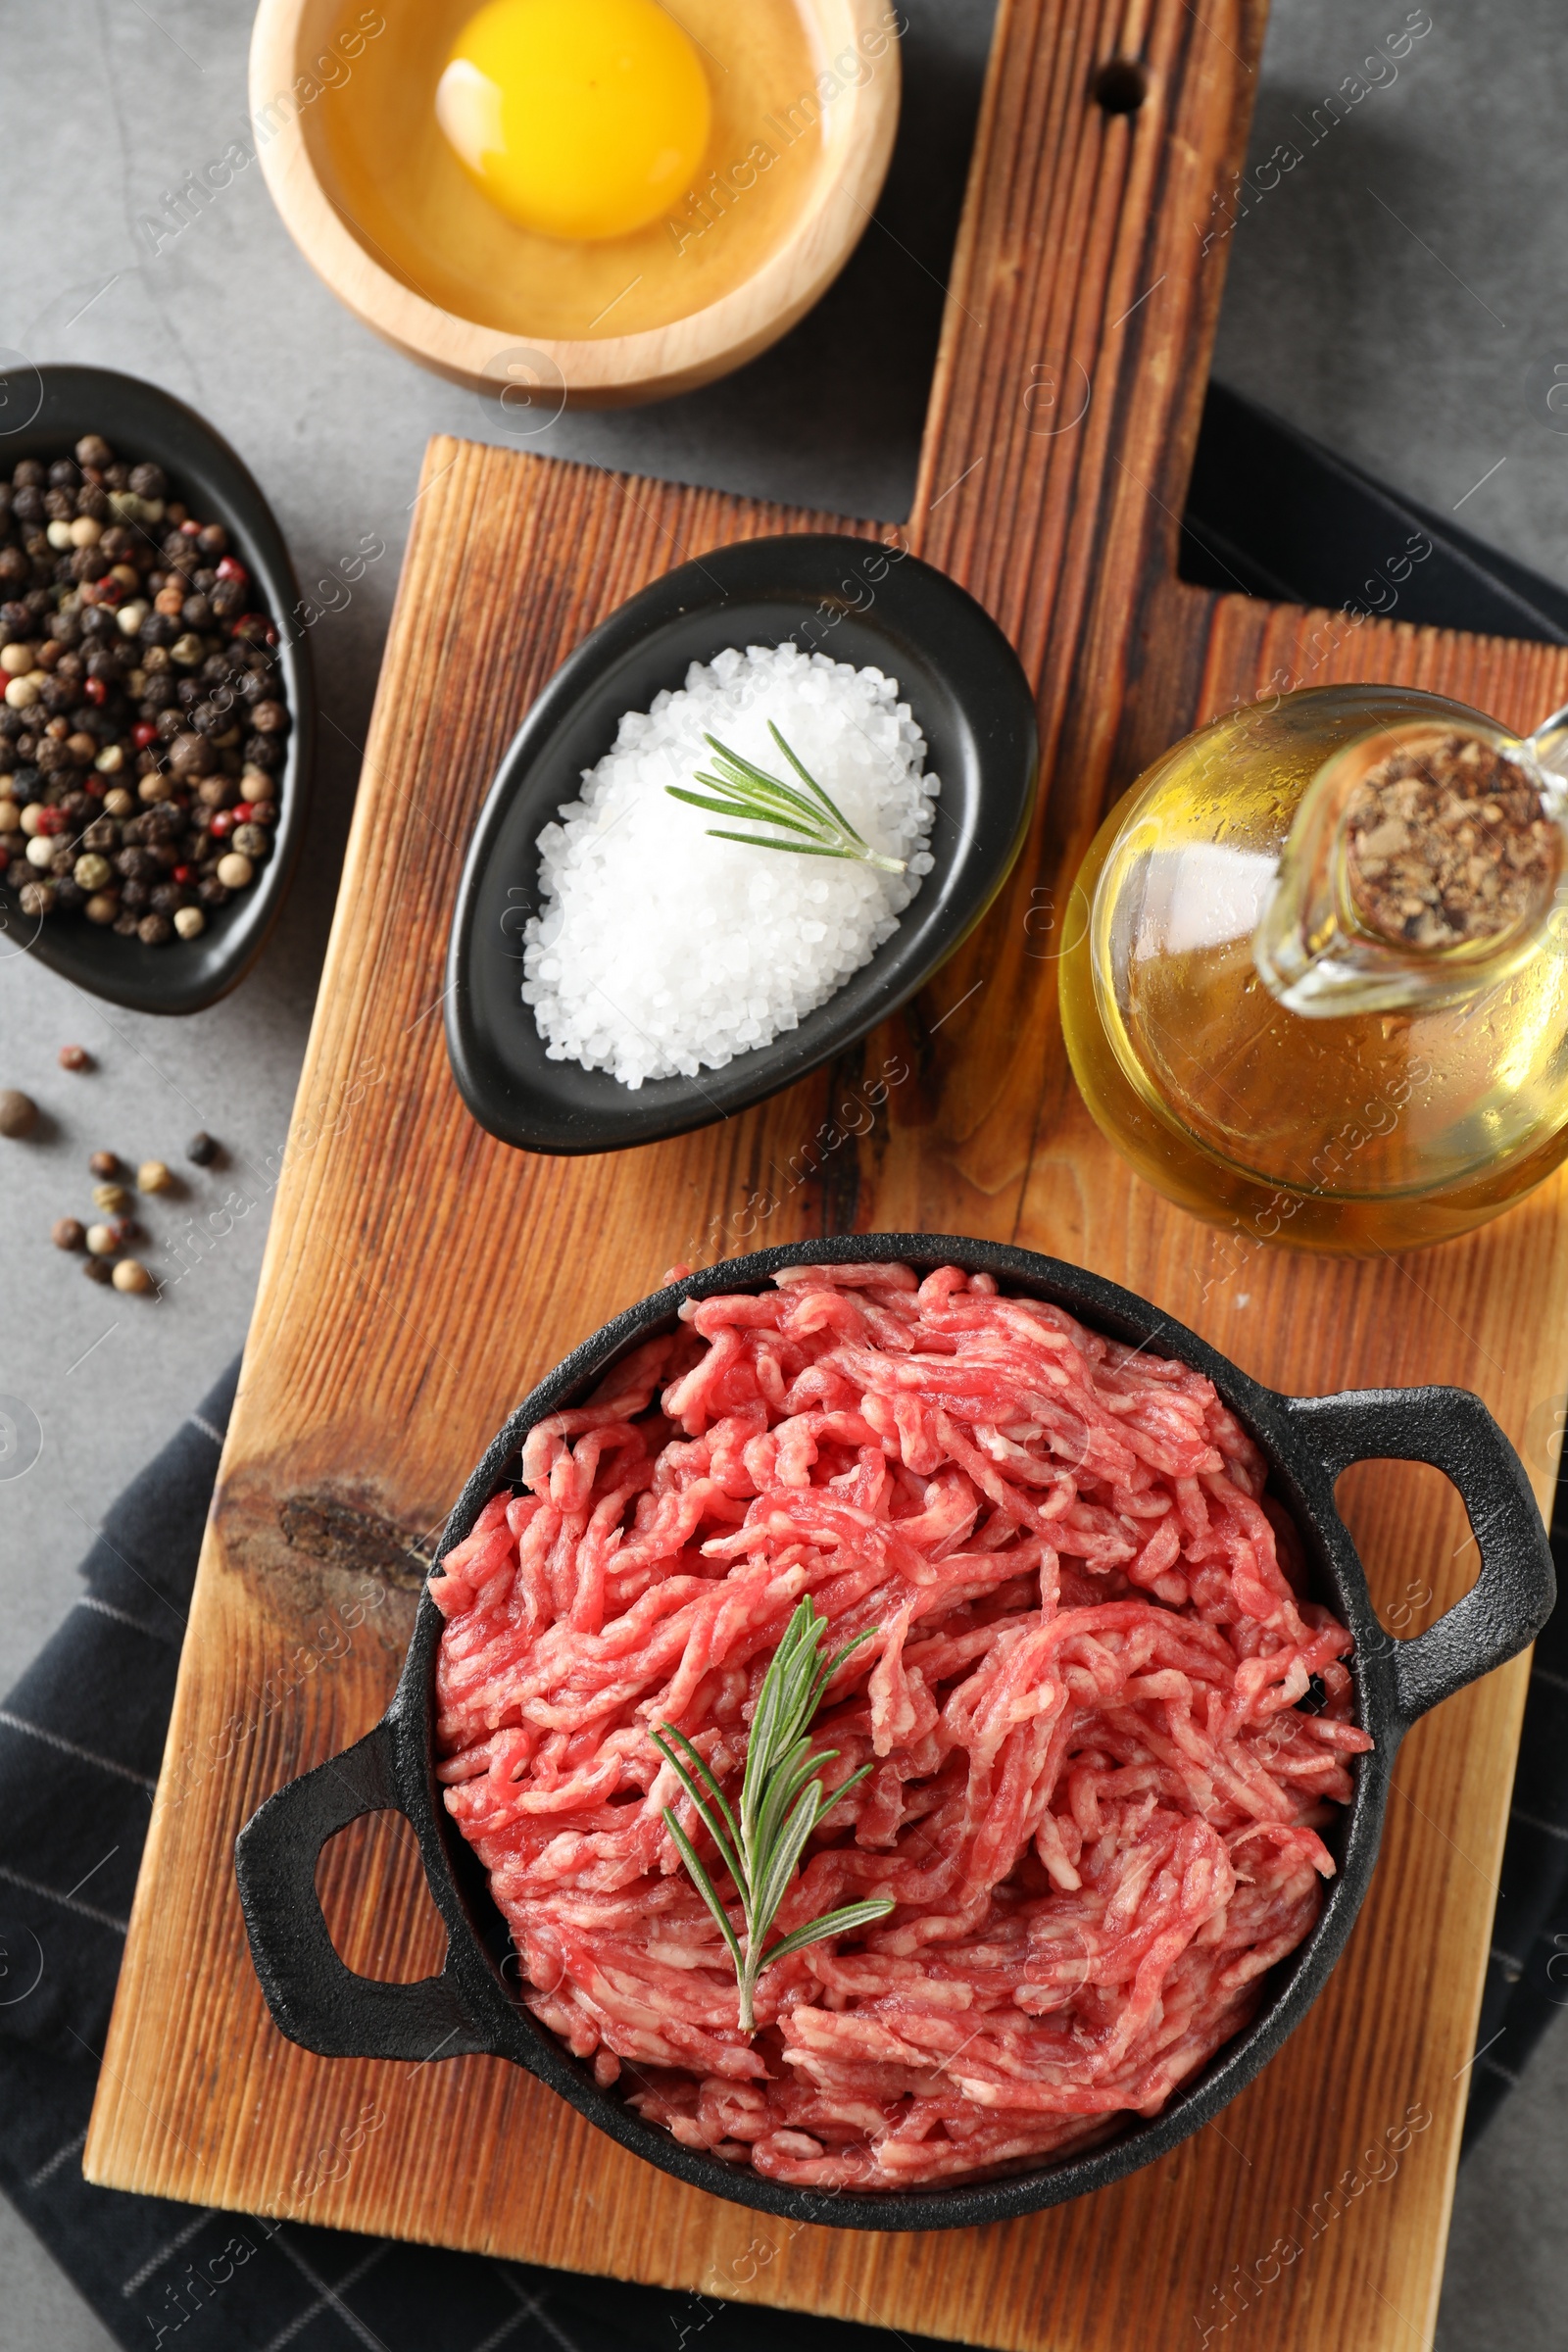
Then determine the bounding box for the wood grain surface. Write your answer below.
[85,3,1568,2347]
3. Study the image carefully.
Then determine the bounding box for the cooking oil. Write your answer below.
[1058,684,1568,1252]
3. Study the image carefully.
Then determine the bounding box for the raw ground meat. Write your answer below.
[431,1261,1372,2190]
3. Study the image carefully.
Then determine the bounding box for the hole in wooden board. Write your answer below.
[1333,1458,1477,1649]
[316,1810,448,1984]
[1093,58,1150,116]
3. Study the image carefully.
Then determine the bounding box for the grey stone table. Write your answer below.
[0,2,1563,2345]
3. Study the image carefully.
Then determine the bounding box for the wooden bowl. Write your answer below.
[249,0,901,409]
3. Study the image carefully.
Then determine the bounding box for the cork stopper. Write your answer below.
[1345,730,1559,952]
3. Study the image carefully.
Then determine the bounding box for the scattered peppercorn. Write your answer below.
[0,433,289,951]
[92,1182,130,1213]
[138,1158,172,1194]
[112,1257,154,1295]
[58,1044,91,1071]
[82,1254,113,1285]
[109,1215,141,1247]
[52,1216,85,1250]
[0,1088,38,1138]
[186,1129,219,1165]
[87,1149,121,1178]
[85,1222,117,1255]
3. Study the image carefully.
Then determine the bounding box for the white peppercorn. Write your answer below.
[25,835,56,869]
[74,853,112,890]
[112,1258,154,1295]
[172,905,205,940]
[70,515,102,548]
[94,743,123,774]
[5,675,38,710]
[138,1158,173,1193]
[170,632,204,668]
[85,1222,117,1255]
[215,851,253,889]
[0,642,34,676]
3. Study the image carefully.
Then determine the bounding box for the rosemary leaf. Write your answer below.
[663,726,906,876]
[655,1595,895,2033]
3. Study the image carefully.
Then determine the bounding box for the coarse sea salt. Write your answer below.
[521,641,939,1089]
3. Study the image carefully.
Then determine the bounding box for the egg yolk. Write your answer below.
[435,0,711,243]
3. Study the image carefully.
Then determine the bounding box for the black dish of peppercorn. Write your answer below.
[0,365,313,1016]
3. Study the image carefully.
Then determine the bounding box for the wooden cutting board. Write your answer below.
[85,2,1568,2346]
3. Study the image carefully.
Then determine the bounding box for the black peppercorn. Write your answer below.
[74,435,113,470]
[12,460,43,489]
[136,911,172,945]
[12,486,44,525]
[186,1130,219,1165]
[83,1253,114,1284]
[127,463,167,502]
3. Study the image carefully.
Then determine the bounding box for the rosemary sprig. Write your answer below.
[651,1596,895,2033]
[665,722,907,875]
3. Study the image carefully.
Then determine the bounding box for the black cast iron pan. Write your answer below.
[236,1235,1554,2231]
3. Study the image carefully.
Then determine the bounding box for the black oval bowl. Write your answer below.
[237,1235,1552,2232]
[445,535,1038,1154]
[0,364,314,1015]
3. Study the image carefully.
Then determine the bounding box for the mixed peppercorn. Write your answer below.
[0,433,289,947]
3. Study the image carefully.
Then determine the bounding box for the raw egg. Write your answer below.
[435,0,712,243]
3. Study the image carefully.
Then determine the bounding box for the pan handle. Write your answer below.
[1285,1385,1555,1733]
[235,1718,491,2063]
